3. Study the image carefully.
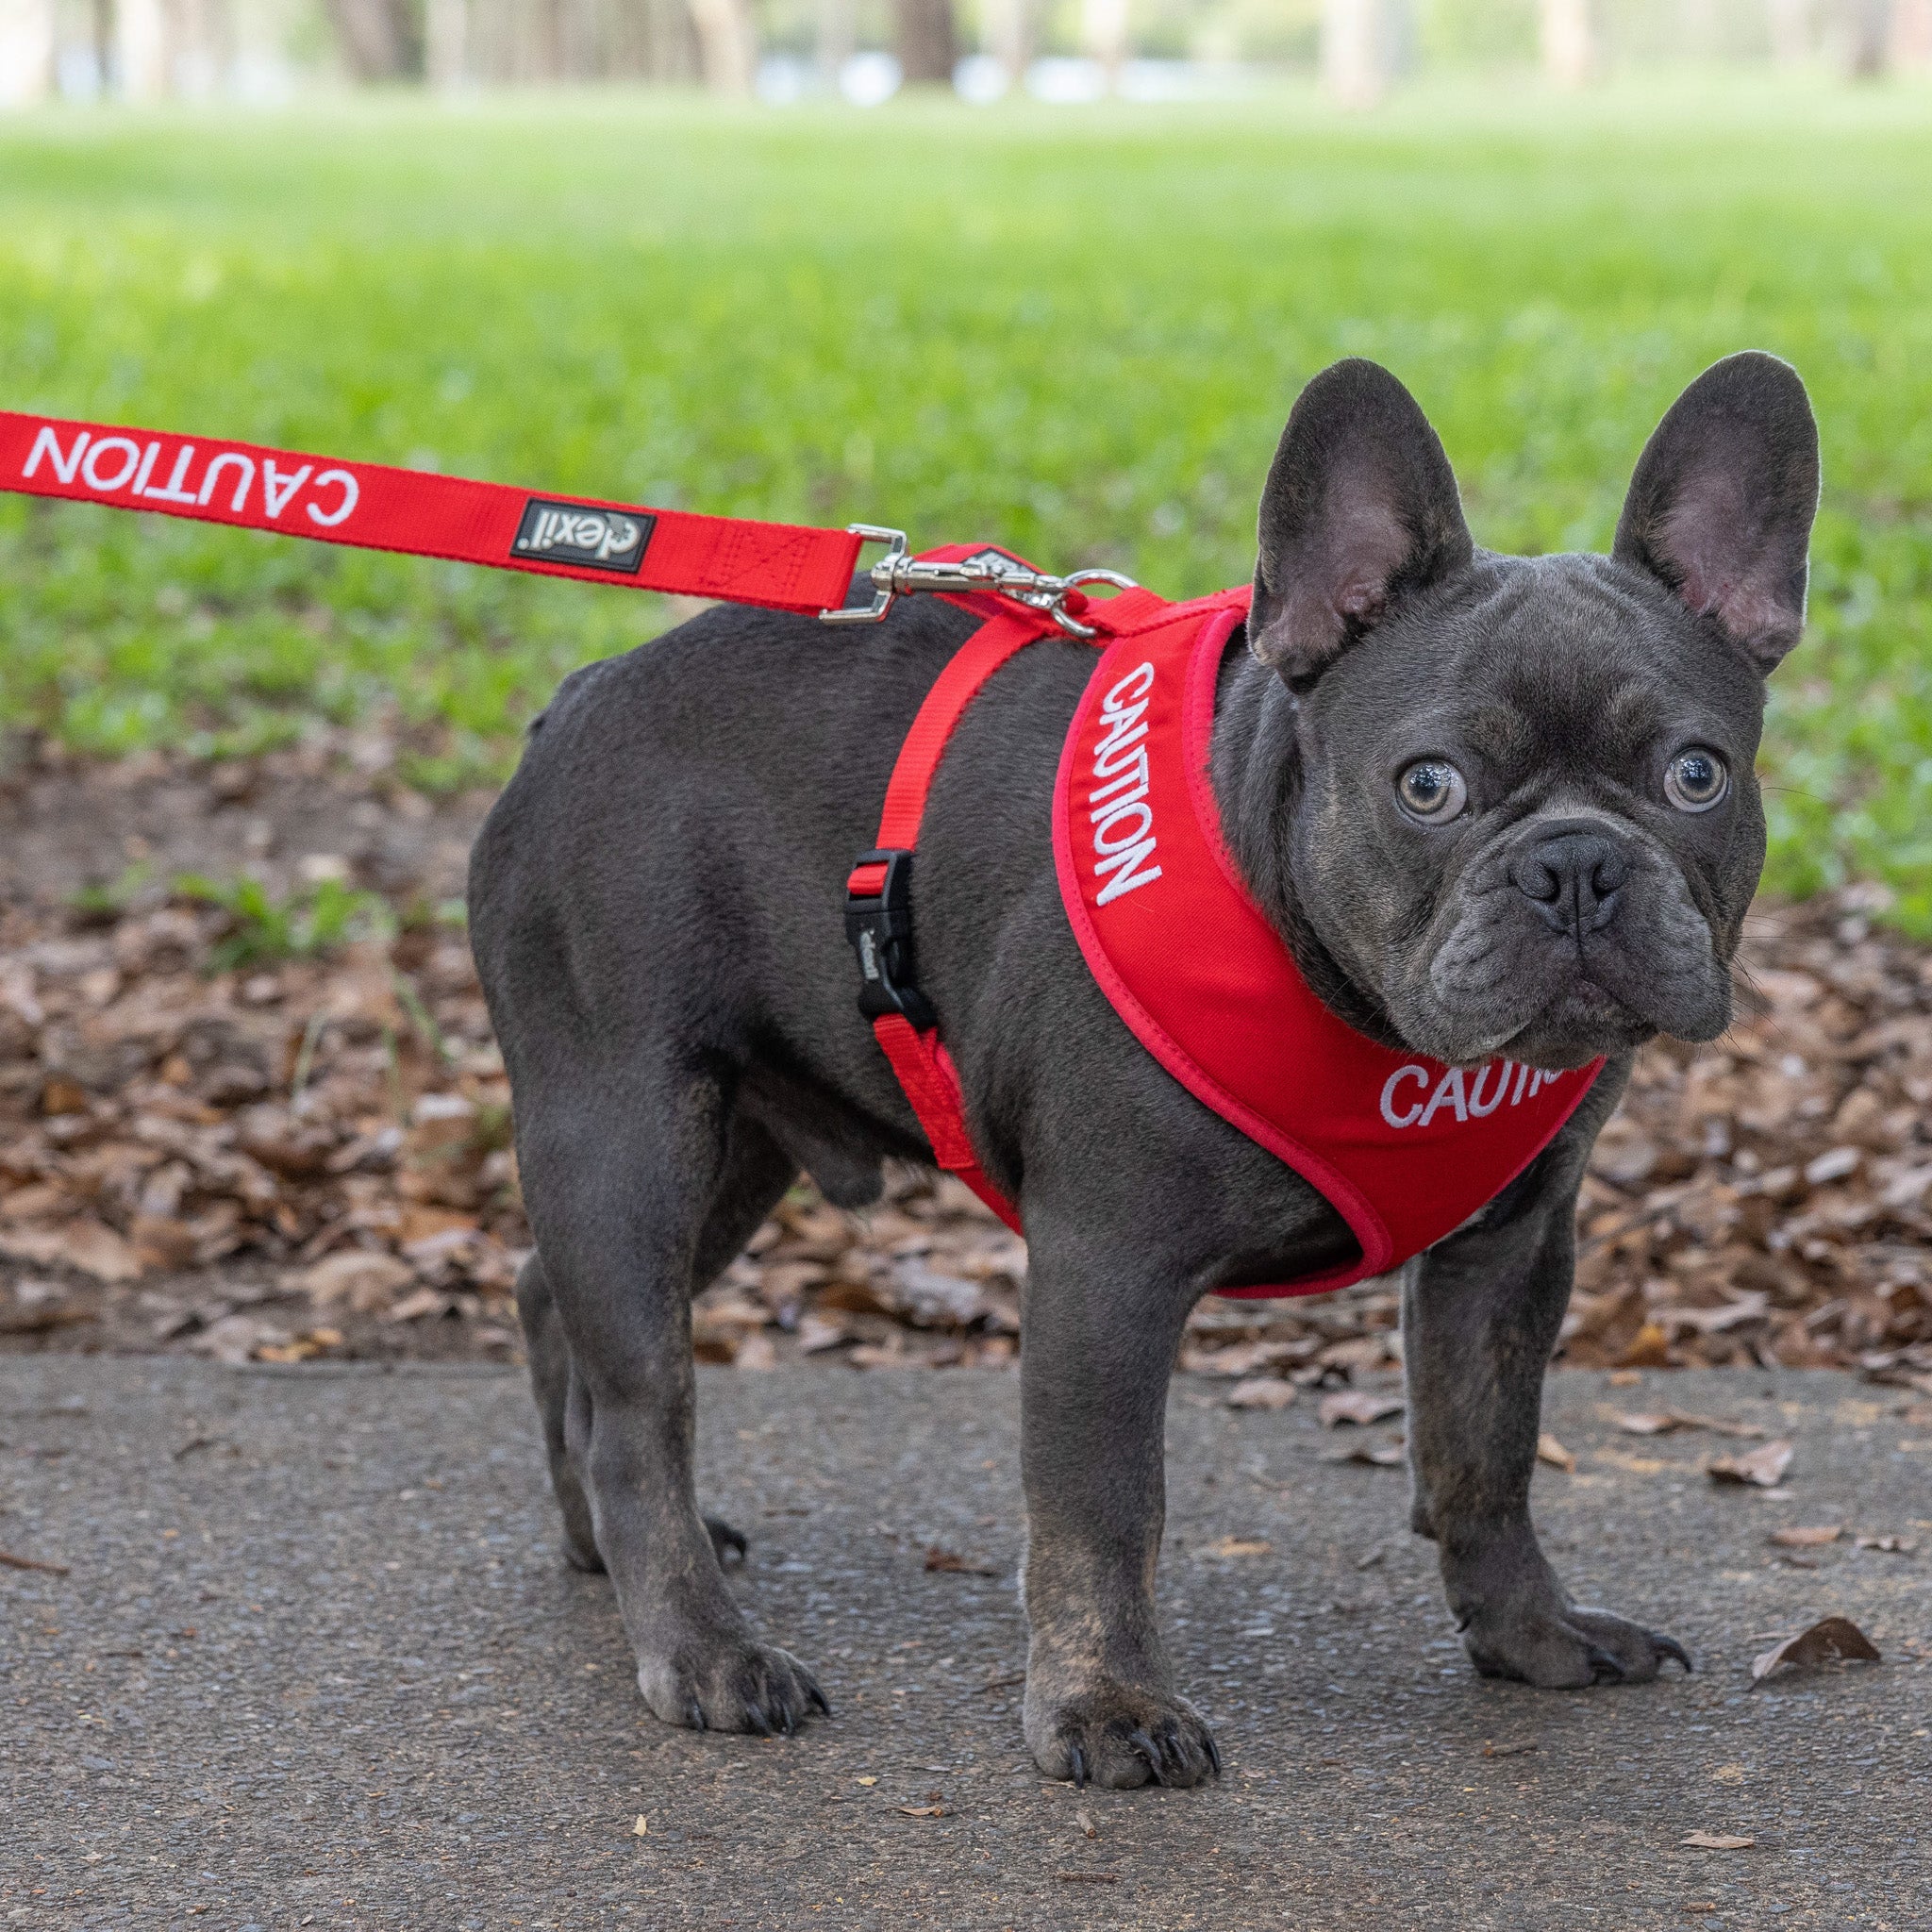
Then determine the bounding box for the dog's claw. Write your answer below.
[1203,1728,1222,1776]
[1127,1726,1166,1786]
[1069,1743,1089,1790]
[685,1698,707,1731]
[803,1674,832,1717]
[704,1516,749,1567]
[1585,1643,1627,1685]
[1652,1631,1694,1674]
[745,1701,775,1737]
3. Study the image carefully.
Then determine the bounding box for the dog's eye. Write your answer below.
[1395,759,1468,824]
[1664,747,1728,813]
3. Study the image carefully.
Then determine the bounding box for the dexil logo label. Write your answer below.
[1379,1059,1565,1131]
[23,424,358,527]
[513,499,654,575]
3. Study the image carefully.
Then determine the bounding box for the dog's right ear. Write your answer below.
[1249,358,1474,681]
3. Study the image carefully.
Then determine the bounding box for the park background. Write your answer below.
[0,14,1930,1395]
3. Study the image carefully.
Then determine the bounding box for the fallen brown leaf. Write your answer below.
[1680,1832,1755,1851]
[1769,1524,1840,1548]
[924,1546,999,1576]
[1481,1739,1540,1758]
[1226,1377,1297,1410]
[1751,1614,1881,1684]
[1618,1322,1672,1369]
[1323,1440,1406,1468]
[0,1303,94,1336]
[1201,1536,1272,1558]
[0,1218,142,1284]
[1054,1873,1118,1884]
[631,1814,648,1837]
[1318,1390,1405,1428]
[1708,1440,1793,1489]
[1613,1410,1766,1440]
[897,1805,947,1818]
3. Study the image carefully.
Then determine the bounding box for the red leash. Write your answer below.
[0,408,865,615]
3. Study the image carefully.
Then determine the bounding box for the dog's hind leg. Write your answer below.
[517,1067,827,1734]
[516,1249,603,1572]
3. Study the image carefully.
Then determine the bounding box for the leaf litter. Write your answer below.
[4,766,1932,1387]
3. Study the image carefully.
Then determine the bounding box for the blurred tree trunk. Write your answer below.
[1079,0,1127,86]
[0,0,56,104]
[325,0,420,78]
[1895,0,1932,64]
[1766,0,1811,63]
[1540,0,1592,84]
[1849,0,1891,72]
[687,0,754,90]
[893,0,956,84]
[1321,0,1382,107]
[815,0,853,81]
[426,0,467,85]
[115,0,170,94]
[983,0,1036,81]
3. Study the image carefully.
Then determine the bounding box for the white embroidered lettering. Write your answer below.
[1087,745,1149,810]
[1379,1065,1429,1128]
[23,425,89,484]
[143,445,200,505]
[1419,1067,1469,1127]
[198,453,254,512]
[261,460,312,519]
[1466,1060,1509,1118]
[306,469,359,527]
[1091,801,1155,854]
[1094,838,1162,905]
[1087,661,1162,907]
[79,436,142,492]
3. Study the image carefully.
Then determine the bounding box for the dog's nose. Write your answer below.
[1511,829,1628,936]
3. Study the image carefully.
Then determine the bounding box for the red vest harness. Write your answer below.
[0,412,1599,1297]
[846,549,1601,1297]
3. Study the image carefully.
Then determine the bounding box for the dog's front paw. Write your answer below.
[1462,1601,1692,1688]
[638,1634,830,1736]
[1025,1680,1221,1790]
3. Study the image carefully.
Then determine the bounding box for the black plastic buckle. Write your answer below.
[844,847,937,1031]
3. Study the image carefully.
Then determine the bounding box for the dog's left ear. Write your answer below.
[1249,358,1474,680]
[1613,352,1821,674]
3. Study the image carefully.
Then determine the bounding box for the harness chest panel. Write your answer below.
[1046,591,1601,1294]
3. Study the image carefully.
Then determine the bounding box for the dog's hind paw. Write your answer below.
[638,1638,831,1737]
[1463,1602,1692,1688]
[1025,1681,1221,1790]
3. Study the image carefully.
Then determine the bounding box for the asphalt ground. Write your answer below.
[2,1359,1928,1930]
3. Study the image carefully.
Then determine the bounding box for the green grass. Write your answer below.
[2,80,1930,917]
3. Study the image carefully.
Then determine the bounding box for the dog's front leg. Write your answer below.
[1403,1067,1691,1687]
[1016,1228,1220,1790]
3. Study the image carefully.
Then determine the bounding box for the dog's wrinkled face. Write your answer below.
[1246,354,1821,1071]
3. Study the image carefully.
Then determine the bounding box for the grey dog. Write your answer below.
[468,351,1820,1790]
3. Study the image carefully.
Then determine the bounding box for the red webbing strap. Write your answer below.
[851,604,1058,1230]
[871,1017,1024,1232]
[846,607,1051,899]
[0,409,864,614]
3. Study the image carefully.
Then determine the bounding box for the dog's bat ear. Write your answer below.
[1248,358,1474,680]
[1613,352,1821,674]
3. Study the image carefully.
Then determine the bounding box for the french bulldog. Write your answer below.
[467,351,1820,1790]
